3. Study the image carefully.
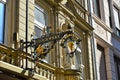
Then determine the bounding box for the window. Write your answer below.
[93,0,100,18]
[113,6,120,36]
[34,26,42,38]
[34,4,48,38]
[114,57,120,80]
[108,0,112,28]
[34,4,49,63]
[34,6,47,26]
[0,2,5,43]
[96,44,107,80]
[113,7,120,29]
[93,0,104,20]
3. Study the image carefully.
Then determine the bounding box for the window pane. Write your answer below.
[34,7,47,26]
[34,26,42,38]
[34,5,48,38]
[114,57,120,80]
[0,3,5,43]
[94,0,101,18]
[113,7,120,29]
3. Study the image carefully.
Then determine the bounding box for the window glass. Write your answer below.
[34,5,48,38]
[113,7,120,29]
[93,0,101,18]
[34,6,47,26]
[34,4,50,63]
[114,57,120,80]
[34,26,42,38]
[0,2,5,43]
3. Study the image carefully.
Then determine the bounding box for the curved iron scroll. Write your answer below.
[20,30,81,60]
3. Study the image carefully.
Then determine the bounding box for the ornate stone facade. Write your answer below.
[0,0,94,80]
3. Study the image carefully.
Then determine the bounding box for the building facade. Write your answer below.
[91,0,120,80]
[1,0,120,80]
[0,0,94,80]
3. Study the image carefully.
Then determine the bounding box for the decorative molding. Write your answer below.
[94,33,112,48]
[93,14,113,33]
[59,3,75,18]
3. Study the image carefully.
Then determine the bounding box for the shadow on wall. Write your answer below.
[0,71,26,80]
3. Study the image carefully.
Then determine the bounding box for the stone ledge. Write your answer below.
[0,61,47,80]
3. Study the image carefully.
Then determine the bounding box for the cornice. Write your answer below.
[95,33,120,58]
[58,3,75,18]
[93,14,113,33]
[45,0,93,32]
[94,33,112,48]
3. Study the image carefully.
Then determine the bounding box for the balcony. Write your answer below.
[0,44,56,80]
[0,44,81,80]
